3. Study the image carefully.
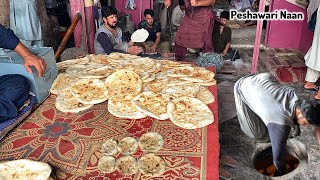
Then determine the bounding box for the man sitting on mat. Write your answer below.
[0,24,46,122]
[234,72,320,176]
[138,9,170,54]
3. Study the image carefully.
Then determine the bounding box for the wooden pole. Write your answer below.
[54,12,82,61]
[251,0,265,74]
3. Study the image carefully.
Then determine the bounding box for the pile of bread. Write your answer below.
[51,52,216,129]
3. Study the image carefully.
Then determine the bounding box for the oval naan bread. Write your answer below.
[118,137,138,155]
[179,67,215,83]
[138,132,164,152]
[108,98,147,119]
[104,69,142,100]
[98,156,116,173]
[116,155,138,175]
[138,153,166,177]
[132,92,170,120]
[55,88,93,113]
[0,159,52,180]
[161,84,200,98]
[196,86,215,104]
[70,79,107,104]
[167,97,214,129]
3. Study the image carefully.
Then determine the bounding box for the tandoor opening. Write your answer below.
[254,147,299,177]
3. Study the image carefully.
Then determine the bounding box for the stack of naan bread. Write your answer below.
[98,132,166,177]
[51,52,216,129]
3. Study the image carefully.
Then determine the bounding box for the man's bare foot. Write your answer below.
[304,82,317,89]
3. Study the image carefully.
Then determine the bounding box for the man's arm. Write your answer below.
[222,28,231,55]
[313,126,320,145]
[0,24,46,76]
[191,0,216,7]
[97,32,124,54]
[151,32,161,53]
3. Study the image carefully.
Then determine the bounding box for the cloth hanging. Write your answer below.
[305,4,320,71]
[10,0,43,46]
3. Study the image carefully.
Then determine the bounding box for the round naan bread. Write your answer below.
[70,79,108,104]
[131,28,149,42]
[104,69,142,100]
[116,155,138,175]
[138,132,164,152]
[196,86,215,104]
[118,137,138,155]
[55,88,93,113]
[167,97,214,129]
[108,98,147,119]
[0,159,52,180]
[101,139,118,156]
[138,153,166,177]
[132,92,170,120]
[98,156,116,173]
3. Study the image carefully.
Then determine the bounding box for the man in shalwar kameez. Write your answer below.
[164,0,216,61]
[304,3,320,100]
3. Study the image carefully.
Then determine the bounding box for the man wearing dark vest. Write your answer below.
[94,6,142,55]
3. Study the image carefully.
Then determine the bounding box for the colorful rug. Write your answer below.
[273,66,307,83]
[0,83,219,179]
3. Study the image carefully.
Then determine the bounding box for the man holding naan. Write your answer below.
[138,9,170,54]
[234,72,320,176]
[94,6,142,55]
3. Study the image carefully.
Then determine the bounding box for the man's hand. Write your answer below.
[128,46,143,55]
[150,45,157,53]
[23,54,47,77]
[164,0,171,8]
[191,0,198,6]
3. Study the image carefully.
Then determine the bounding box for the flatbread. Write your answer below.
[196,86,215,104]
[55,88,93,113]
[167,66,197,78]
[194,79,217,86]
[70,79,107,104]
[104,69,142,100]
[132,92,170,120]
[118,137,138,155]
[146,78,169,92]
[50,73,79,95]
[131,28,149,42]
[166,78,193,87]
[138,132,164,152]
[138,153,166,177]
[56,56,90,72]
[116,155,138,175]
[108,98,147,119]
[80,66,115,79]
[98,156,116,173]
[161,84,200,98]
[101,139,118,156]
[0,159,52,180]
[167,97,214,129]
[179,67,215,83]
